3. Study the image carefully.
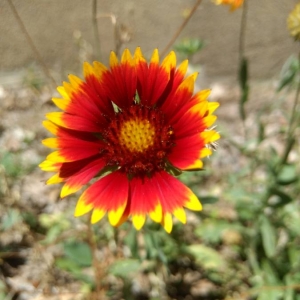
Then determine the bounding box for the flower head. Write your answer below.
[40,48,219,233]
[287,3,300,41]
[214,0,244,11]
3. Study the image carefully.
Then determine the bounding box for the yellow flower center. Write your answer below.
[119,119,155,153]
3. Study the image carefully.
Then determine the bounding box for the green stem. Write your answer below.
[87,220,103,296]
[287,51,300,133]
[238,0,249,137]
[277,51,300,170]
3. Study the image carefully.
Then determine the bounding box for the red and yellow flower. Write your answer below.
[40,48,219,233]
[214,0,244,11]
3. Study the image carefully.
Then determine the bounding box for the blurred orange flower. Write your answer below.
[214,0,244,11]
[287,3,300,41]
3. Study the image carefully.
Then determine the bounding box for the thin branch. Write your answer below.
[7,0,57,88]
[161,0,203,57]
[238,0,248,63]
[92,0,102,61]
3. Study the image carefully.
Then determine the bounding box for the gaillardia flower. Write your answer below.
[40,48,219,233]
[287,3,300,41]
[214,0,244,11]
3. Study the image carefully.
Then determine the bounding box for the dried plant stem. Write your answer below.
[96,14,121,56]
[7,0,57,88]
[161,0,202,57]
[87,220,103,299]
[92,0,102,61]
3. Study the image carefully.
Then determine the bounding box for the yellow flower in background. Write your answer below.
[287,3,300,41]
[214,0,244,11]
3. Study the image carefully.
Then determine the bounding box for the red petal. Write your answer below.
[129,176,162,217]
[50,122,100,142]
[151,171,200,213]
[160,74,196,121]
[48,139,103,162]
[61,157,106,197]
[136,50,171,106]
[102,52,137,109]
[81,171,129,212]
[167,135,205,170]
[59,155,104,178]
[172,109,206,139]
[62,113,104,132]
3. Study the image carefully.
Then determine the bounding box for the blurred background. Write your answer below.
[1,0,298,81]
[1,0,300,299]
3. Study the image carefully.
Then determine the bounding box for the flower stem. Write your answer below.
[238,0,248,63]
[161,0,202,57]
[278,50,300,168]
[238,0,249,138]
[92,0,102,61]
[87,220,103,298]
[287,51,300,135]
[7,0,57,88]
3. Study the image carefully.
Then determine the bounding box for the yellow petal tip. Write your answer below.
[162,213,173,233]
[132,214,146,230]
[149,203,163,223]
[108,204,126,226]
[173,207,187,224]
[184,193,202,211]
[91,208,106,224]
[74,197,93,217]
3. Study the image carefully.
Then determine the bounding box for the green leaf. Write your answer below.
[55,257,81,273]
[239,57,248,89]
[276,164,298,186]
[239,57,249,121]
[257,120,265,143]
[256,260,283,300]
[200,196,219,205]
[195,220,241,245]
[0,152,23,178]
[277,55,300,92]
[55,257,94,284]
[268,187,293,208]
[42,225,63,244]
[260,216,277,258]
[261,259,280,285]
[63,241,92,267]
[1,209,22,230]
[124,227,139,257]
[108,259,141,279]
[255,260,283,300]
[0,279,7,299]
[174,38,205,57]
[144,231,156,259]
[287,245,299,269]
[284,273,295,300]
[187,244,226,271]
